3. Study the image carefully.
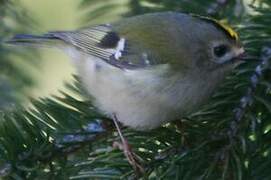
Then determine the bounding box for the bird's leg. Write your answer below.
[112,114,144,174]
[175,120,188,146]
[175,118,195,146]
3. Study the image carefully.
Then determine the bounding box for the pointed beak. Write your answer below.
[231,47,246,62]
[236,47,245,60]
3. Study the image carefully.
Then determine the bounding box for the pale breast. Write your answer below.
[71,51,227,130]
[73,53,180,129]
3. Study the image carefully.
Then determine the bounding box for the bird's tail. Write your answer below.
[5,33,64,48]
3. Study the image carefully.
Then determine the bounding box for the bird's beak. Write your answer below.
[231,47,246,62]
[236,47,246,60]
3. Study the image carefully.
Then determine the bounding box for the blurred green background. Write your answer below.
[20,0,77,100]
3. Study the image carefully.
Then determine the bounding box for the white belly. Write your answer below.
[72,54,189,130]
[69,51,220,130]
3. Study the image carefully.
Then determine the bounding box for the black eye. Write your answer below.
[213,45,228,57]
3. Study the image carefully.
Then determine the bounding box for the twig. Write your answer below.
[37,120,113,163]
[228,45,271,142]
[214,46,271,178]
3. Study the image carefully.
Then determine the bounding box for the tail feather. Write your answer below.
[5,33,62,47]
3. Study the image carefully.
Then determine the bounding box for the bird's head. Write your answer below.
[171,14,245,73]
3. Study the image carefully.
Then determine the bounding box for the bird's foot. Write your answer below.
[113,140,144,174]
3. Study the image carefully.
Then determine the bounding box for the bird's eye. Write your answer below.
[213,45,229,58]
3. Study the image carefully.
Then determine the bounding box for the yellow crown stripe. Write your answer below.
[192,14,239,41]
[217,21,239,40]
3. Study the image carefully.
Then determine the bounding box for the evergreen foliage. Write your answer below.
[0,0,270,179]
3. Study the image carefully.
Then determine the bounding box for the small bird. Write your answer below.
[7,12,244,172]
